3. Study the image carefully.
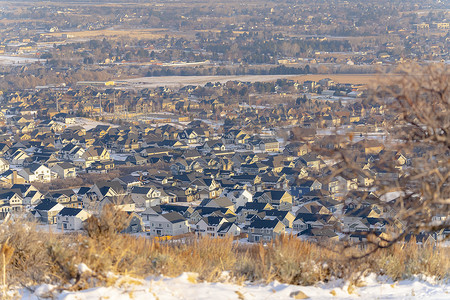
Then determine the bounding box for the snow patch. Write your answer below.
[18,272,450,299]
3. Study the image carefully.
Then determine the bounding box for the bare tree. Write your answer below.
[317,64,449,255]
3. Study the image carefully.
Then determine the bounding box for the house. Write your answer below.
[53,113,76,124]
[221,188,253,208]
[292,216,308,232]
[11,183,42,206]
[47,189,80,208]
[297,154,323,171]
[254,190,293,211]
[195,216,226,237]
[82,181,126,210]
[0,191,23,211]
[199,197,235,212]
[125,154,147,166]
[202,140,226,152]
[247,219,286,242]
[299,228,339,242]
[60,144,85,160]
[144,211,190,237]
[180,128,210,144]
[0,158,9,173]
[189,177,222,199]
[10,149,30,166]
[0,170,27,185]
[284,142,309,156]
[240,162,270,175]
[259,138,280,152]
[263,210,295,228]
[18,163,52,182]
[113,175,142,192]
[130,185,169,208]
[33,199,65,224]
[51,162,77,179]
[195,216,240,237]
[291,178,322,198]
[235,202,273,223]
[122,212,144,233]
[216,222,241,237]
[82,146,110,162]
[56,207,90,231]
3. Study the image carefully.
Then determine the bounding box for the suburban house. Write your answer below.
[130,185,166,208]
[56,207,91,230]
[10,149,30,166]
[221,188,253,208]
[259,138,280,152]
[254,190,293,211]
[18,163,52,182]
[144,211,190,237]
[33,199,65,224]
[122,212,144,233]
[195,216,240,237]
[0,158,9,173]
[82,146,110,162]
[247,219,286,242]
[51,162,77,179]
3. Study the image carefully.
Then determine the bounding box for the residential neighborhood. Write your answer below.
[0,75,446,245]
[0,0,446,246]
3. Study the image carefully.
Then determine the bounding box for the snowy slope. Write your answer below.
[17,272,449,300]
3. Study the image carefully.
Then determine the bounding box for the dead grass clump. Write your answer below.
[1,211,448,293]
[149,236,237,282]
[0,215,58,287]
[234,236,346,285]
[372,239,450,281]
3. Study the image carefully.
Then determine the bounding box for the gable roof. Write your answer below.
[249,219,281,229]
[34,199,60,211]
[162,212,186,223]
[57,207,84,217]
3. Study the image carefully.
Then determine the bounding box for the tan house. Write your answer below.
[82,146,110,162]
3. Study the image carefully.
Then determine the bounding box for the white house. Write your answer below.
[144,211,189,237]
[222,188,253,208]
[0,158,9,173]
[18,164,52,182]
[195,216,241,238]
[56,207,91,231]
[130,186,163,208]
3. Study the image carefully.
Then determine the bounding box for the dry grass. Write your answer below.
[0,212,448,293]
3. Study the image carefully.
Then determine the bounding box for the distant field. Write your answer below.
[0,55,42,65]
[291,74,399,86]
[46,28,183,40]
[119,74,398,88]
[119,75,299,88]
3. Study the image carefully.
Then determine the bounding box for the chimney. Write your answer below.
[12,170,17,185]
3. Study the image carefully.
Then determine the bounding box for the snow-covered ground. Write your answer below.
[0,55,42,65]
[16,272,450,300]
[70,117,118,130]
